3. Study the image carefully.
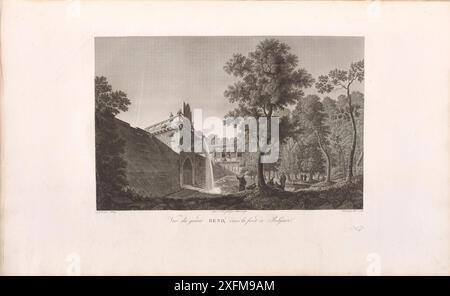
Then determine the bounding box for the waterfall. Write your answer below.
[203,137,221,194]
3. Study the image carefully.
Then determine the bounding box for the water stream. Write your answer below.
[203,137,221,194]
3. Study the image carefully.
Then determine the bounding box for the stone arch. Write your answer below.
[181,156,194,186]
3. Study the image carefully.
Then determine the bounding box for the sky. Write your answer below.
[95,36,364,129]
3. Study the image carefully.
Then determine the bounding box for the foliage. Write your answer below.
[224,39,314,187]
[224,39,314,118]
[294,95,330,139]
[315,60,364,95]
[292,95,332,181]
[279,137,301,178]
[282,90,364,183]
[95,76,131,116]
[315,60,364,181]
[298,142,326,178]
[95,76,131,209]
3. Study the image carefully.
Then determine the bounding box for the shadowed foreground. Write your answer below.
[111,176,363,210]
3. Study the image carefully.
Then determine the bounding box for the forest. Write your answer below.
[224,39,364,190]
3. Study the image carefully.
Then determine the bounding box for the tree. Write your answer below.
[239,152,257,180]
[322,96,348,178]
[345,91,364,175]
[316,60,364,182]
[95,76,131,209]
[293,95,332,182]
[224,39,314,188]
[298,141,325,182]
[279,137,300,181]
[95,76,130,115]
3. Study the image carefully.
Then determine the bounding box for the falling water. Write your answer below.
[203,137,221,194]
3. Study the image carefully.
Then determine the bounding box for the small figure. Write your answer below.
[236,175,247,191]
[268,178,275,186]
[280,172,287,190]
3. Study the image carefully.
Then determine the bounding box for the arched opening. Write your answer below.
[182,158,193,186]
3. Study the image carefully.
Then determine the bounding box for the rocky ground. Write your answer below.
[113,175,363,210]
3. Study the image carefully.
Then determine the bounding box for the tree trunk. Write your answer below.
[257,152,265,188]
[324,152,331,182]
[346,88,357,182]
[314,130,331,182]
[256,110,273,189]
[256,124,266,189]
[339,146,346,177]
[335,145,346,178]
[357,151,363,166]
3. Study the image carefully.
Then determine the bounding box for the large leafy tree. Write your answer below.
[95,76,131,209]
[224,39,314,188]
[316,60,364,182]
[293,95,332,182]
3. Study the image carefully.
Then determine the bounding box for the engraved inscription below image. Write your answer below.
[95,36,364,210]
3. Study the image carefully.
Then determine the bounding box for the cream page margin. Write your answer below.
[1,0,449,275]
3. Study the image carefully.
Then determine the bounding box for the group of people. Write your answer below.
[236,172,287,191]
